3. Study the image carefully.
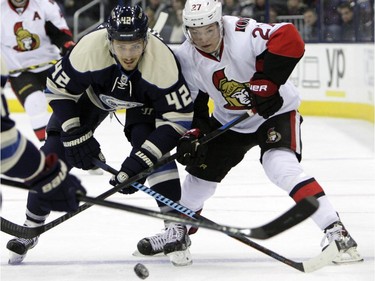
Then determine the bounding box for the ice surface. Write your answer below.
[1,113,374,281]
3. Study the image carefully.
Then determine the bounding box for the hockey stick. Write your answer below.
[9,60,58,74]
[94,160,320,239]
[152,12,169,34]
[0,110,254,238]
[0,177,337,272]
[92,161,339,273]
[0,177,316,239]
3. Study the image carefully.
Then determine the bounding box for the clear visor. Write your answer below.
[184,22,223,52]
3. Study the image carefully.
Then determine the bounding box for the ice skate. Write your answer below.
[7,236,39,265]
[136,229,167,256]
[7,220,43,265]
[163,223,192,266]
[321,221,363,264]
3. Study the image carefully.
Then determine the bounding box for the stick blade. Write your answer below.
[1,217,39,239]
[248,196,319,239]
[302,240,340,272]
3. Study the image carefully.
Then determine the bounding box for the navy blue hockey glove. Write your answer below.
[61,126,105,170]
[248,74,284,119]
[109,148,157,194]
[27,153,86,212]
[177,128,207,166]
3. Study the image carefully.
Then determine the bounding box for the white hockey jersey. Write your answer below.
[174,16,304,134]
[1,0,70,76]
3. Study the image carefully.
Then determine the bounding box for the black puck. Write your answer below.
[134,263,149,279]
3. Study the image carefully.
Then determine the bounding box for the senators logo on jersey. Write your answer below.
[13,22,40,51]
[212,68,252,110]
[266,127,282,143]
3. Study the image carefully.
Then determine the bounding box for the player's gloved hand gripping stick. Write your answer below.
[61,126,105,170]
[247,73,284,119]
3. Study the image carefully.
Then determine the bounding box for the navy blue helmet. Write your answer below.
[107,5,149,41]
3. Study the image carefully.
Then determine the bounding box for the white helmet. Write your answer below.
[182,0,223,42]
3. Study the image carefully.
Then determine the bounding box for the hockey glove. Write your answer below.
[28,153,86,212]
[109,148,157,194]
[248,74,284,119]
[177,128,207,166]
[61,40,75,56]
[61,126,105,170]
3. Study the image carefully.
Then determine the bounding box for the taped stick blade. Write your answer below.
[248,196,319,239]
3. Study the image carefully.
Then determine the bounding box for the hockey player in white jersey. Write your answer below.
[140,0,363,264]
[1,0,75,142]
[6,3,194,266]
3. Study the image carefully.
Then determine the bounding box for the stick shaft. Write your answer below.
[84,163,312,272]
[152,12,169,33]
[0,176,335,273]
[0,176,316,241]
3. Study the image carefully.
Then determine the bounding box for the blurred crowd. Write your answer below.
[57,0,374,43]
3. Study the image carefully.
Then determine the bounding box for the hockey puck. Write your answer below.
[134,263,149,279]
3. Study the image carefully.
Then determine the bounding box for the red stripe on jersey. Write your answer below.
[267,24,305,58]
[187,209,202,235]
[290,111,297,151]
[60,28,73,37]
[291,179,324,203]
[34,127,46,142]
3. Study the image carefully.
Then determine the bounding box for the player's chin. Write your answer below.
[121,62,136,71]
[197,46,214,53]
[197,46,213,54]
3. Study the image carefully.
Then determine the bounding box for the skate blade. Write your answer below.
[332,248,364,264]
[166,249,193,266]
[132,250,165,257]
[8,252,27,265]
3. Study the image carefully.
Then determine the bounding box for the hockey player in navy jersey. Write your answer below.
[6,4,194,266]
[141,0,363,265]
[1,56,86,262]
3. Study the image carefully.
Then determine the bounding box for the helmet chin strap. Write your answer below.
[209,37,223,59]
